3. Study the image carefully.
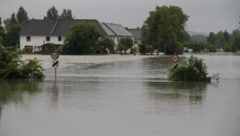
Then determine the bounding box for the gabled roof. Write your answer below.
[19,20,55,36]
[19,19,107,36]
[102,23,133,37]
[100,23,115,36]
[128,28,142,40]
[52,19,107,36]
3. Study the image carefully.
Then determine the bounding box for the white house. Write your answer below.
[19,19,134,53]
[101,23,134,47]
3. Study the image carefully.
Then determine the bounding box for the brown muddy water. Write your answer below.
[0,53,240,136]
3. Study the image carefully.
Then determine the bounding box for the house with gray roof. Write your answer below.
[127,27,142,42]
[101,23,134,47]
[19,19,134,53]
[127,28,142,52]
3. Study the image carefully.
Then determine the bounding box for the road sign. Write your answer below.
[52,60,59,67]
[51,52,59,60]
[171,54,180,63]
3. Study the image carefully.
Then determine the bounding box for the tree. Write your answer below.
[224,30,230,42]
[215,31,226,49]
[5,23,21,48]
[4,13,17,32]
[16,6,28,24]
[63,23,102,55]
[44,6,59,20]
[207,32,216,45]
[96,37,114,54]
[0,45,44,79]
[118,37,133,54]
[60,9,73,20]
[4,13,22,48]
[231,29,240,51]
[142,6,188,55]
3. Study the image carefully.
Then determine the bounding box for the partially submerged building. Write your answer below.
[19,19,134,53]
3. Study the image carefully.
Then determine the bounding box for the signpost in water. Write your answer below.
[51,52,60,81]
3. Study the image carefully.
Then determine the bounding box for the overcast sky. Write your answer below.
[0,0,239,33]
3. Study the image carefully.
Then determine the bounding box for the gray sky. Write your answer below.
[0,0,239,33]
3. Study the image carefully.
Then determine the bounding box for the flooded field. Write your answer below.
[0,53,240,136]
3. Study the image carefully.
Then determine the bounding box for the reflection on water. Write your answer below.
[147,82,207,104]
[0,54,240,136]
[0,80,42,118]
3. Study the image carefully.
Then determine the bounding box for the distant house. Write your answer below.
[19,19,134,53]
[101,23,134,48]
[127,27,142,52]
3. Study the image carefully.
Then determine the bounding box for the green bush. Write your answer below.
[169,55,209,81]
[0,45,44,79]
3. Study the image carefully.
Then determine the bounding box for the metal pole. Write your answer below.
[55,67,57,81]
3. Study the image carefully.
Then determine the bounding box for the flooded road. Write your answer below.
[0,53,240,136]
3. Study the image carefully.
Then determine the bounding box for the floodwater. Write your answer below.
[0,53,240,136]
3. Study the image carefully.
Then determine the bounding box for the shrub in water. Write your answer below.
[169,55,209,81]
[0,45,44,79]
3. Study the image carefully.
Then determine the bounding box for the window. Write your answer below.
[46,36,50,41]
[26,36,31,42]
[58,36,62,41]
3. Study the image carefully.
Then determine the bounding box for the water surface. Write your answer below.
[0,53,240,136]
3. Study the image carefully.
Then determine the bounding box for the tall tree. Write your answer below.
[16,6,28,24]
[207,32,216,45]
[4,13,17,32]
[224,30,230,42]
[215,31,226,48]
[3,13,22,48]
[142,6,188,55]
[60,9,73,20]
[44,6,59,20]
[231,29,240,51]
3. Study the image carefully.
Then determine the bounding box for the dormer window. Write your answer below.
[26,36,31,42]
[46,36,50,41]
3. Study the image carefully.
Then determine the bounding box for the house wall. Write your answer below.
[20,36,64,51]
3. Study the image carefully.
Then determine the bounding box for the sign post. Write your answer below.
[51,52,59,81]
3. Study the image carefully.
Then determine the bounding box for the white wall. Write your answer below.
[20,36,64,50]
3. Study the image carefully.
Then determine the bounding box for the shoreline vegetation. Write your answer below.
[0,45,44,80]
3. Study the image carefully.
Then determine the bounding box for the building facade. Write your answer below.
[19,19,134,53]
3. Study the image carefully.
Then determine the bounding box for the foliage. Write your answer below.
[63,23,102,55]
[44,6,58,20]
[95,37,114,54]
[60,9,73,20]
[16,6,28,24]
[5,23,21,48]
[142,5,188,55]
[38,43,61,54]
[117,37,133,54]
[0,45,44,79]
[205,30,240,52]
[169,55,209,81]
[207,32,216,45]
[2,7,28,49]
[44,7,74,20]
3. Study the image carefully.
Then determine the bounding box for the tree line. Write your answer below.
[140,6,240,54]
[0,5,239,55]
